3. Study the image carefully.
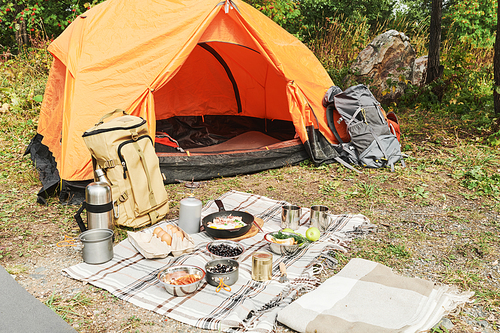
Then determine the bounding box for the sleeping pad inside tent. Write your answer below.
[29,0,343,203]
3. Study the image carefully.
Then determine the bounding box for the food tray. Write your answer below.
[128,223,194,259]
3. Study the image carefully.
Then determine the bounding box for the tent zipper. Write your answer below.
[117,135,153,179]
[82,119,147,137]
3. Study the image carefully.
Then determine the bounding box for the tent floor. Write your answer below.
[156,131,308,183]
[186,131,281,153]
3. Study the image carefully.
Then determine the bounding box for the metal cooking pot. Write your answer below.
[79,228,114,264]
[202,200,254,239]
[205,259,239,287]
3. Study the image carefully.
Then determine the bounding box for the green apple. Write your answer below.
[305,227,321,242]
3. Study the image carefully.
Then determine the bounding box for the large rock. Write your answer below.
[413,55,428,86]
[346,30,425,103]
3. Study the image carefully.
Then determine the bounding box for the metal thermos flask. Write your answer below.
[178,195,202,234]
[86,169,113,230]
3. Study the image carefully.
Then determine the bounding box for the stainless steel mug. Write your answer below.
[310,205,330,232]
[281,205,301,230]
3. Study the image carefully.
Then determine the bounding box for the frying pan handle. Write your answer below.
[215,200,225,211]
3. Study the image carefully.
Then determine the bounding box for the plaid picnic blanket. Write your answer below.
[63,190,370,332]
[277,258,474,333]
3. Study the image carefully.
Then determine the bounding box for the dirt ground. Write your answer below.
[1,140,500,333]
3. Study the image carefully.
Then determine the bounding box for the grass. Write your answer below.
[45,291,92,322]
[5,264,28,274]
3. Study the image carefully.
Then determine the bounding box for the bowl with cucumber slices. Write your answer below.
[264,230,309,256]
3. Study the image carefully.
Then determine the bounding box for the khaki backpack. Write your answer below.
[82,109,169,228]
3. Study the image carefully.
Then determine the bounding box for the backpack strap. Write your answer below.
[95,108,128,126]
[326,104,344,144]
[346,107,364,127]
[132,139,158,211]
[334,156,362,174]
[74,202,88,232]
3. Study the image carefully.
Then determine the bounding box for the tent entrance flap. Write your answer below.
[199,43,242,113]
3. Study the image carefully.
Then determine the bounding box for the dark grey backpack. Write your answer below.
[325,84,404,172]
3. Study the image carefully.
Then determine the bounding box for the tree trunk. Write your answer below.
[426,0,442,84]
[14,20,28,47]
[13,2,29,48]
[494,0,500,126]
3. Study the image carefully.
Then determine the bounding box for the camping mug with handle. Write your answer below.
[310,205,330,232]
[57,229,114,265]
[79,229,114,265]
[281,205,301,230]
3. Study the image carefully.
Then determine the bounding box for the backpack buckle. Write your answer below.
[130,129,139,141]
[119,191,128,202]
[103,159,116,168]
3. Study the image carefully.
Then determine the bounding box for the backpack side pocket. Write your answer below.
[358,134,402,169]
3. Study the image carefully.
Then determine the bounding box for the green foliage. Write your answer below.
[393,0,431,24]
[0,41,51,114]
[398,38,495,136]
[0,0,105,50]
[246,0,304,38]
[306,14,371,88]
[487,130,500,146]
[246,0,396,41]
[299,0,395,29]
[454,166,500,198]
[443,0,497,48]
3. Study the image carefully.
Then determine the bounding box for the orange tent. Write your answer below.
[36,0,342,191]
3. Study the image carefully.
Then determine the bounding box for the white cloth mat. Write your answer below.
[64,190,370,332]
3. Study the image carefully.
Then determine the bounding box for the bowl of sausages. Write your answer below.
[157,265,206,297]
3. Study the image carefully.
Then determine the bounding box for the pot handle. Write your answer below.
[74,202,88,233]
[215,199,225,211]
[56,235,80,247]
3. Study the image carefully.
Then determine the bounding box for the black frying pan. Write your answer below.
[202,200,254,239]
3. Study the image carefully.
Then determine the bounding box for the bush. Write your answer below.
[443,0,497,48]
[0,36,51,116]
[398,37,494,137]
[0,0,105,52]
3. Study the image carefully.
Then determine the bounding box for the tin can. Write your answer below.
[251,251,273,281]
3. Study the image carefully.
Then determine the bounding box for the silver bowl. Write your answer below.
[157,265,205,297]
[206,240,245,260]
[264,232,307,256]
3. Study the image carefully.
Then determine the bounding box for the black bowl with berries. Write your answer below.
[205,258,239,287]
[206,240,245,261]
